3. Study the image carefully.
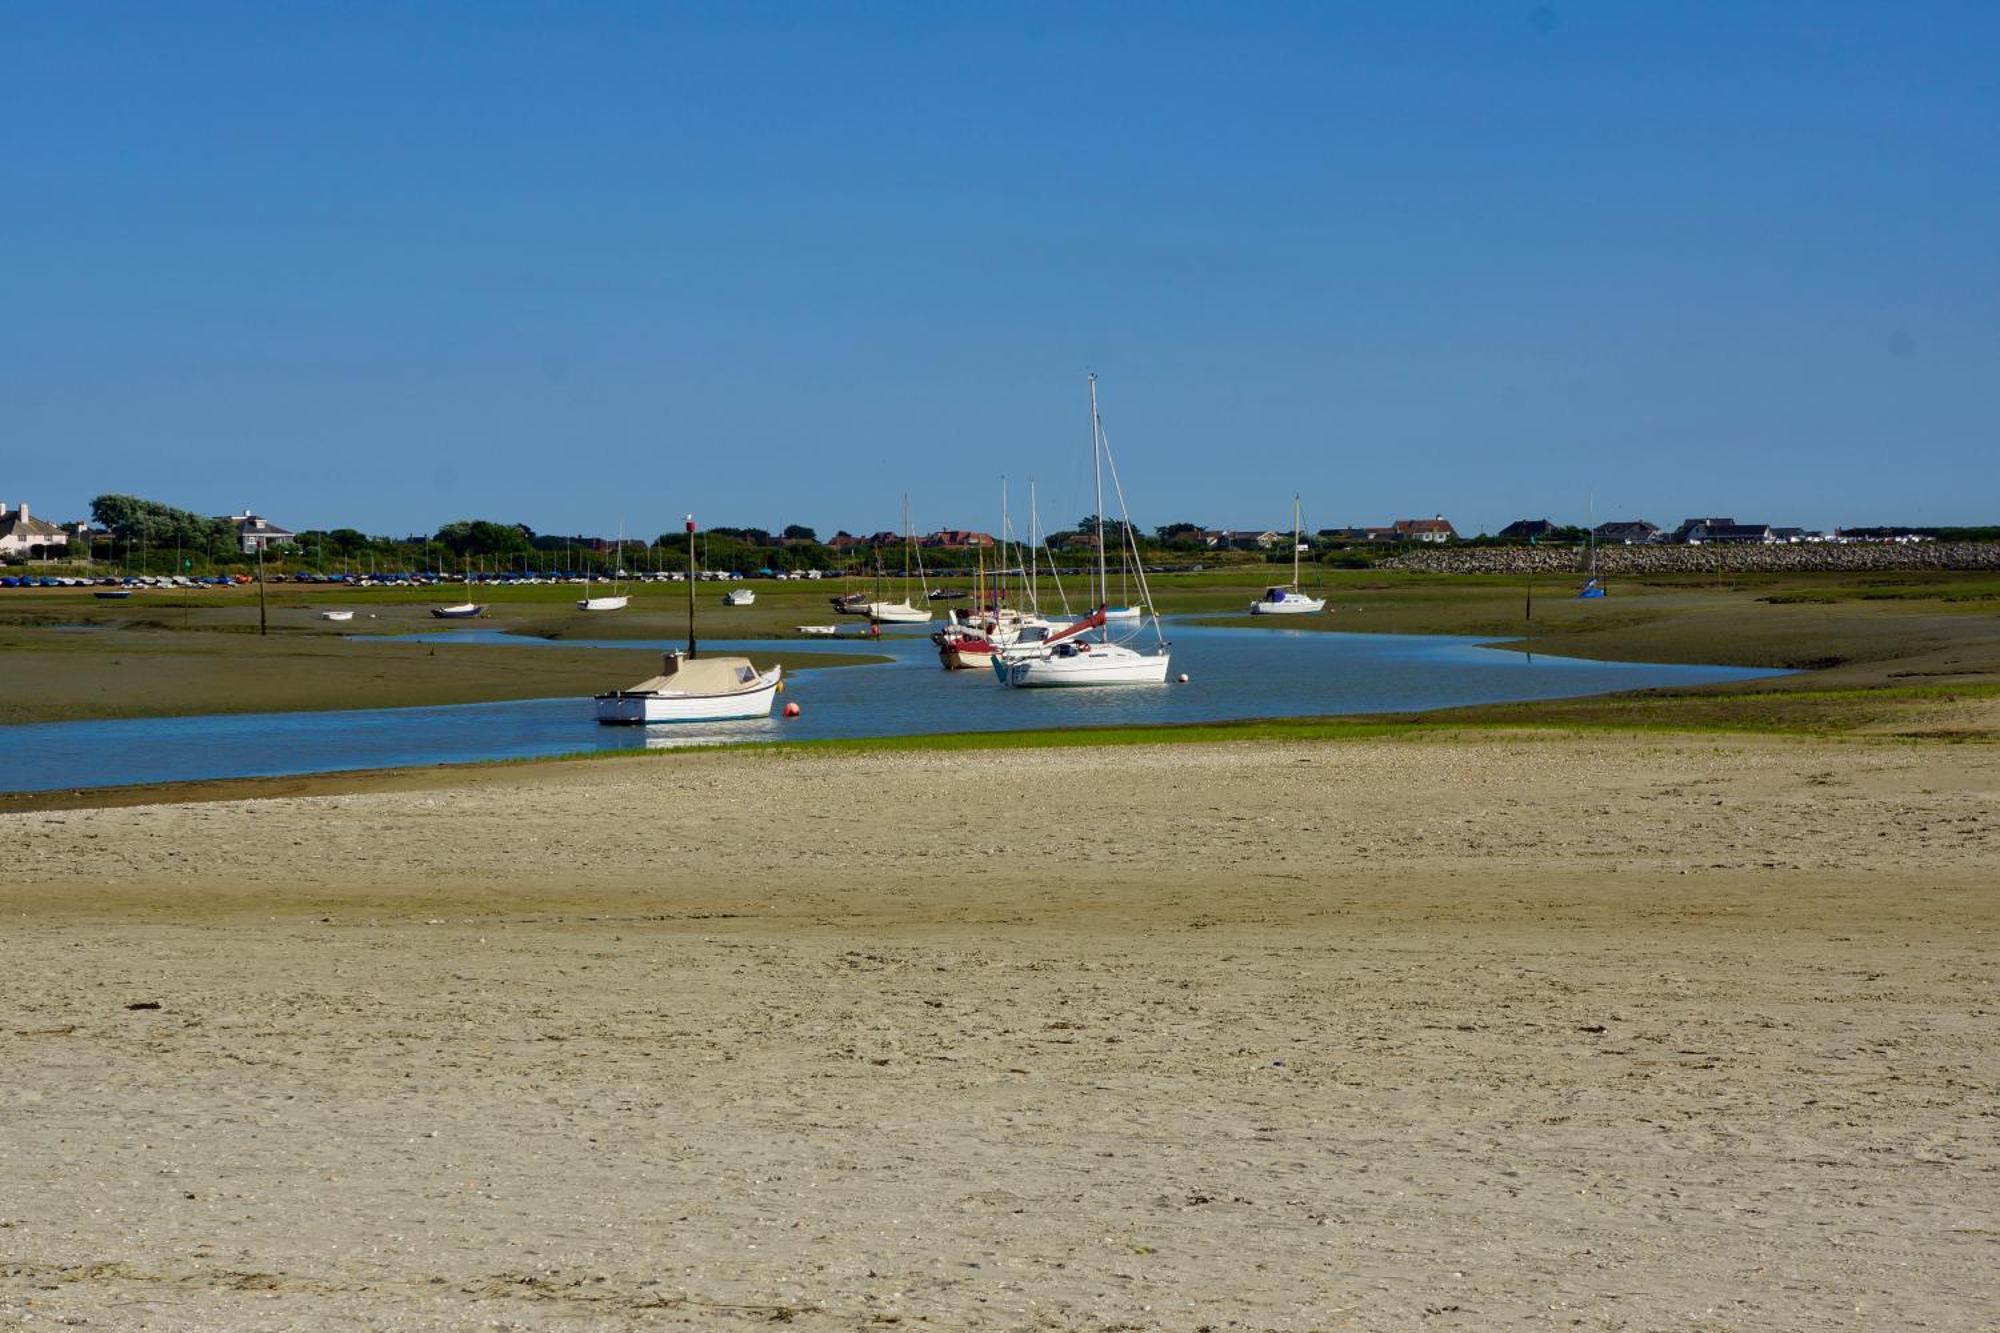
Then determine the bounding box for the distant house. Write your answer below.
[1675,518,1773,545]
[1395,516,1457,543]
[922,529,996,549]
[1497,518,1560,542]
[1316,527,1370,543]
[1362,526,1400,542]
[825,531,866,553]
[1204,529,1280,551]
[226,510,297,554]
[1834,527,1934,544]
[1593,520,1660,545]
[0,500,68,559]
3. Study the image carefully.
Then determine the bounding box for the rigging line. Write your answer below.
[1095,422,1168,650]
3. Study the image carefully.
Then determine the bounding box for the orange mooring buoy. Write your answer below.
[783,701,801,718]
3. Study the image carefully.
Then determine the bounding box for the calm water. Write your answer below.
[1,624,1781,793]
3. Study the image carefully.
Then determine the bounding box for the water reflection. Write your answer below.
[3,625,1784,793]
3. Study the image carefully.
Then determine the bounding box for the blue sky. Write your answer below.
[4,2,1994,539]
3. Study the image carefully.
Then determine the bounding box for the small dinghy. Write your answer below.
[795,624,838,635]
[723,587,756,606]
[320,609,354,622]
[430,603,485,619]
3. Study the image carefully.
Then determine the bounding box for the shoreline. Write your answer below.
[4,732,1993,1327]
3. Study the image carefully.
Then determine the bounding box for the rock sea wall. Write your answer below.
[1377,542,2000,575]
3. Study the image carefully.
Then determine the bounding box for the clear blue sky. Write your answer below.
[4,2,1995,540]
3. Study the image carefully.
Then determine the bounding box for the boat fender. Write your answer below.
[776,680,784,694]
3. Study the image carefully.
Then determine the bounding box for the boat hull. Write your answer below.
[578,596,629,611]
[593,667,782,724]
[1005,646,1171,688]
[430,604,486,619]
[866,601,932,624]
[1249,596,1325,615]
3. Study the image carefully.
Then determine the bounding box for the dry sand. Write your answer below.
[2,734,1995,1330]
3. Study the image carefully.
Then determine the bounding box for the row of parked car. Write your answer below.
[0,573,251,589]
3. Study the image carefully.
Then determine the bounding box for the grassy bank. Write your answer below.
[0,627,884,725]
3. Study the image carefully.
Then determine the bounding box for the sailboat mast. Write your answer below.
[1089,373,1106,633]
[1293,493,1303,589]
[1027,480,1039,615]
[999,475,1008,614]
[685,515,697,658]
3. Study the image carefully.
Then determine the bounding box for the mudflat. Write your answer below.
[3,735,1995,1329]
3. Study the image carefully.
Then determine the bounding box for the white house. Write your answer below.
[0,500,69,559]
[227,511,297,554]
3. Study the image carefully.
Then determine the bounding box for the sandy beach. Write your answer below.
[3,733,1995,1329]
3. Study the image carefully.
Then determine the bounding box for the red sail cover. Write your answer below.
[1047,606,1109,644]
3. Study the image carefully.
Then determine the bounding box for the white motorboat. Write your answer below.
[1003,375,1171,689]
[320,609,354,622]
[430,602,485,619]
[723,587,756,606]
[594,651,781,724]
[595,513,783,724]
[1249,495,1326,614]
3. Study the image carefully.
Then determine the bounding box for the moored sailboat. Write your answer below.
[1249,495,1326,615]
[594,515,781,724]
[1004,375,1171,688]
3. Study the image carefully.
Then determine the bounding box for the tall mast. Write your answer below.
[999,475,1008,614]
[1089,373,1106,634]
[902,493,912,602]
[685,514,697,658]
[1028,479,1040,616]
[1293,493,1303,588]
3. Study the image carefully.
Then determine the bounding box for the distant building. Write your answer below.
[1316,527,1371,543]
[1835,527,1935,544]
[1394,516,1457,543]
[1593,520,1660,545]
[922,529,996,549]
[1675,518,1773,545]
[1497,518,1560,542]
[226,510,297,554]
[0,500,68,559]
[1204,529,1280,550]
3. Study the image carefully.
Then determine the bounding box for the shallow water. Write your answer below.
[1,623,1781,792]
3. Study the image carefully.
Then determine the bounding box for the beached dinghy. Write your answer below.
[430,602,485,619]
[320,609,355,621]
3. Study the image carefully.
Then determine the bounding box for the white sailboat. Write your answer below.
[595,515,781,724]
[863,496,933,624]
[1249,495,1326,615]
[1004,375,1171,688]
[430,558,487,618]
[578,530,629,611]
